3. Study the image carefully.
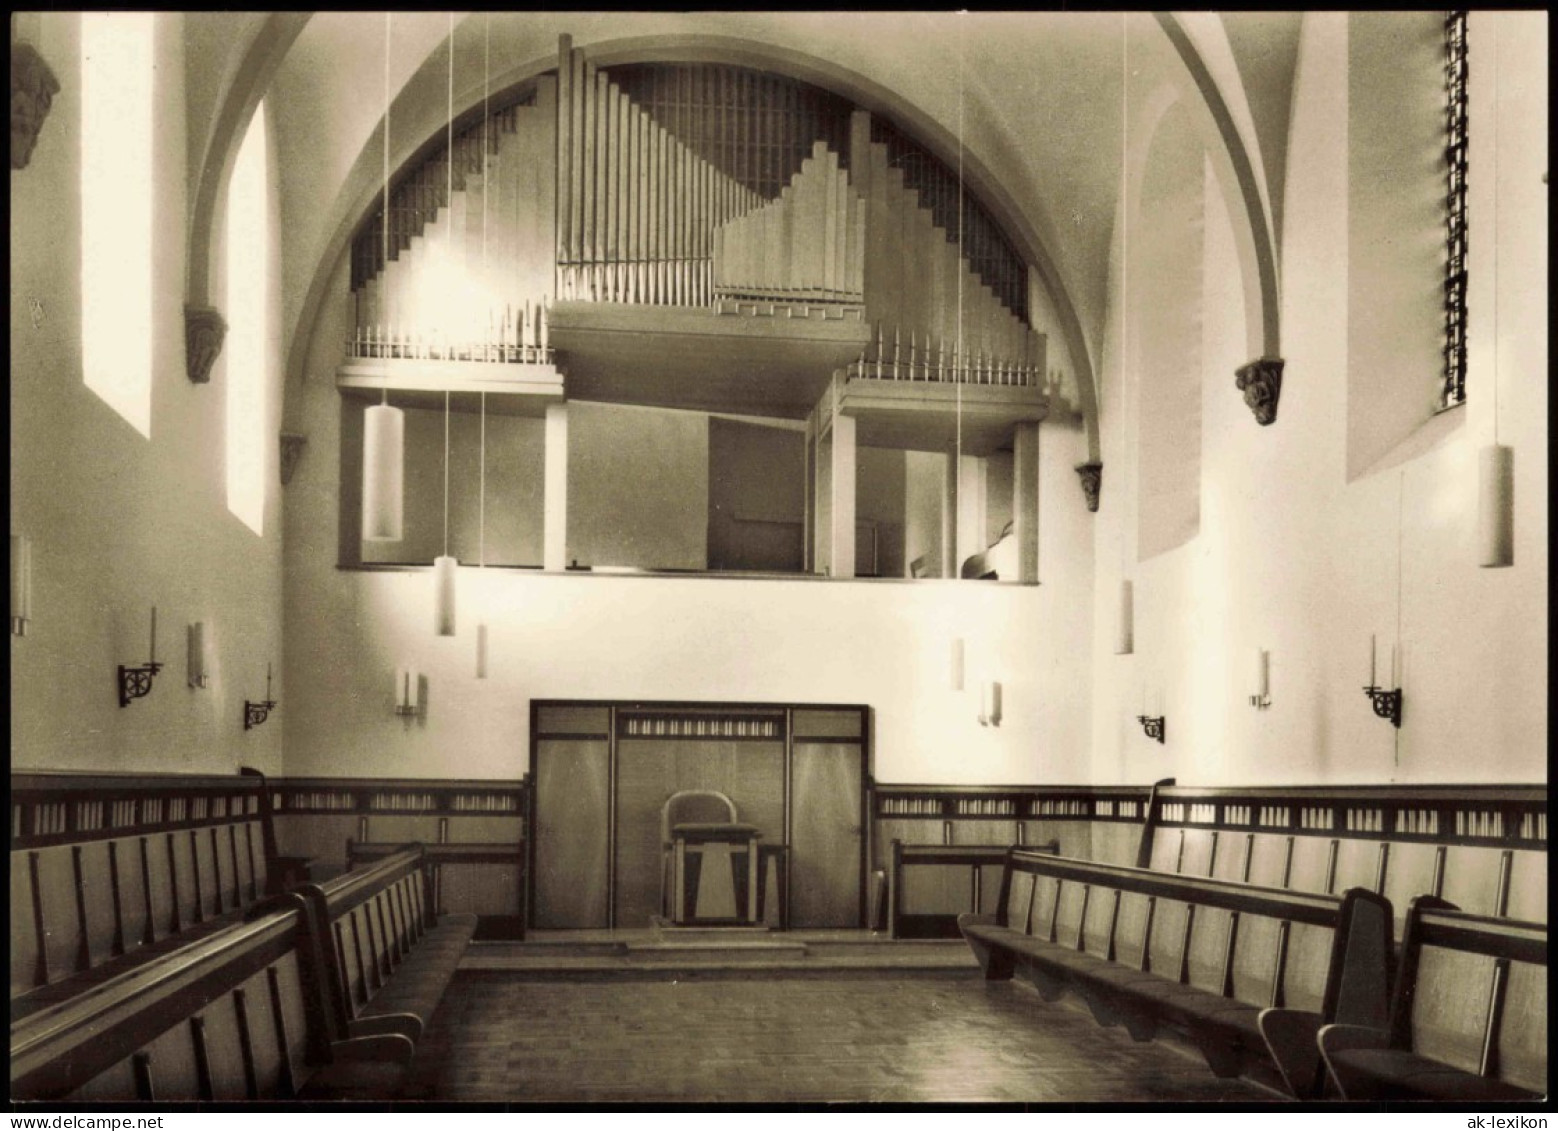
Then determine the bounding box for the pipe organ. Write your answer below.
[344,37,1041,388]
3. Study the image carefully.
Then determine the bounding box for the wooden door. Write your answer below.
[532,737,611,928]
[789,741,865,927]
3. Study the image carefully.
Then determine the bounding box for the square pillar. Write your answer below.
[544,403,568,571]
[828,413,857,578]
[1013,422,1040,583]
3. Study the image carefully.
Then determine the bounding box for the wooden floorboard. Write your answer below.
[408,971,1283,1104]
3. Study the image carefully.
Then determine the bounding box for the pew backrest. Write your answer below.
[298,845,431,1036]
[994,848,1387,1020]
[10,896,323,1102]
[10,771,277,1003]
[1392,897,1547,1095]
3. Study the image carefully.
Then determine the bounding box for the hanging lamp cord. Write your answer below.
[381,12,391,405]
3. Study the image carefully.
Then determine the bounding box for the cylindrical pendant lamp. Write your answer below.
[11,534,32,636]
[434,554,458,636]
[950,637,966,691]
[475,623,489,679]
[1114,579,1134,655]
[362,404,404,541]
[1477,444,1513,567]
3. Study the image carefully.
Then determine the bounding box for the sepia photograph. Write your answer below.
[9,9,1547,1112]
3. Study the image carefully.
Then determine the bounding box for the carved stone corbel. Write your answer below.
[1075,461,1102,513]
[184,305,227,384]
[1235,357,1285,426]
[279,432,308,486]
[11,41,60,171]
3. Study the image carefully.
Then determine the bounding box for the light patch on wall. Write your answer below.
[80,12,155,438]
[226,101,268,536]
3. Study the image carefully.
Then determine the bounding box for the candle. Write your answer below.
[266,662,272,699]
[150,605,157,664]
[1369,634,1376,686]
[1254,648,1269,700]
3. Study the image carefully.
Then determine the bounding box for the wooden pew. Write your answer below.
[1319,896,1547,1101]
[887,839,1057,939]
[9,769,285,1022]
[348,838,528,939]
[959,848,1393,1091]
[295,843,478,1088]
[8,895,411,1102]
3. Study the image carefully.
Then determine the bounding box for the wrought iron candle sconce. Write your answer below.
[1363,635,1402,728]
[244,663,277,730]
[1362,685,1402,728]
[119,606,163,707]
[1137,715,1165,743]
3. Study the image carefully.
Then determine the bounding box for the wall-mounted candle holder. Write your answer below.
[1362,685,1401,728]
[1249,648,1271,709]
[244,663,277,730]
[1137,715,1165,743]
[119,606,162,707]
[1363,635,1402,727]
[394,667,419,718]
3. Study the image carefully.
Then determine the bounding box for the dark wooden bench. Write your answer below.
[8,893,412,1101]
[292,843,477,1098]
[348,838,528,939]
[9,769,289,1023]
[959,848,1393,1092]
[1320,896,1547,1101]
[888,840,1058,939]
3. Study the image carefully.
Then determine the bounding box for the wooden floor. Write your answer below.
[408,968,1282,1104]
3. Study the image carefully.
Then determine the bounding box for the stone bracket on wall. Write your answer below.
[1235,357,1285,426]
[185,305,228,384]
[11,41,60,171]
[279,432,307,486]
[1075,461,1102,513]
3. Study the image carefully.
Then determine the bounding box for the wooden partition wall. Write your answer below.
[529,700,869,930]
[870,780,1548,937]
[267,777,526,938]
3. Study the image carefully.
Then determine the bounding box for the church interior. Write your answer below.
[9,10,1548,1106]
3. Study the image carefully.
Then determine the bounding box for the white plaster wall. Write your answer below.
[1086,11,1547,786]
[10,13,286,775]
[283,280,1092,784]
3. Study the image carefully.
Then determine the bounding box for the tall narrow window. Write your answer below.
[1441,10,1469,409]
[226,102,268,535]
[80,12,154,437]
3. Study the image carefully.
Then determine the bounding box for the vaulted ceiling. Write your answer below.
[188,12,1305,447]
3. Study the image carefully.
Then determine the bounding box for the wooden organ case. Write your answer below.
[337,36,1050,578]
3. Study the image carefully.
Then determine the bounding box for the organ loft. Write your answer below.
[8,11,1548,1109]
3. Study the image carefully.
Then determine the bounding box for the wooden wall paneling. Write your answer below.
[533,738,611,928]
[1506,849,1546,923]
[1331,836,1385,894]
[444,815,525,843]
[438,862,522,919]
[1284,834,1336,893]
[201,992,250,1100]
[1381,841,1443,929]
[363,814,442,846]
[613,737,785,928]
[1087,820,1141,866]
[788,741,865,928]
[1496,959,1548,1093]
[1440,845,1516,917]
[78,841,120,968]
[65,1055,139,1103]
[1409,946,1495,1074]
[270,814,360,882]
[11,849,41,994]
[1184,831,1243,993]
[35,845,80,982]
[139,1014,202,1100]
